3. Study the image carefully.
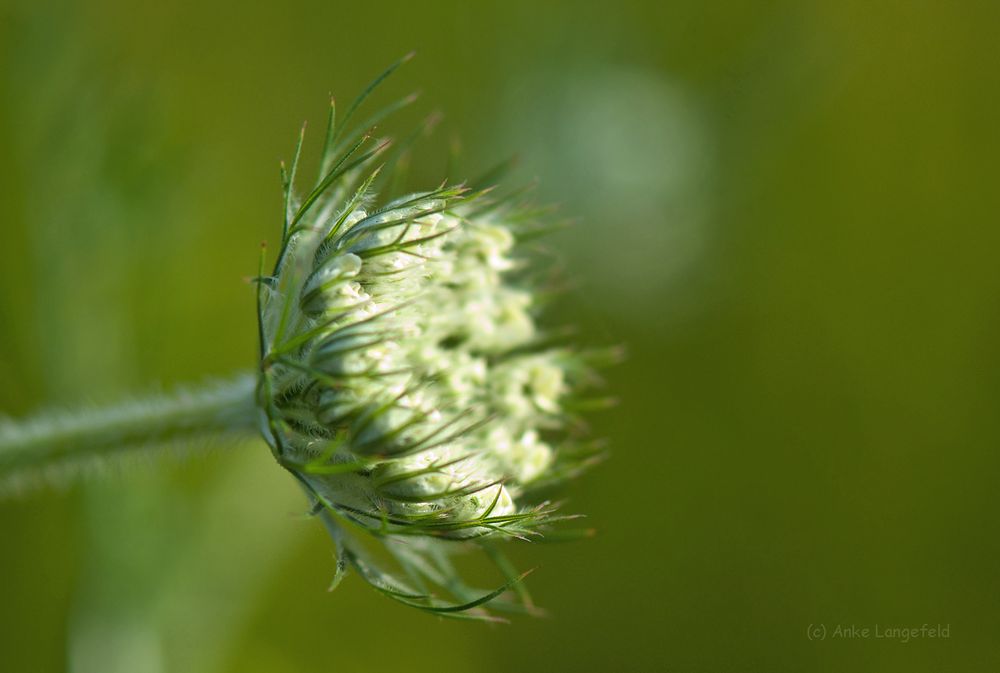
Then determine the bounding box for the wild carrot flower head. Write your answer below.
[255,57,615,619]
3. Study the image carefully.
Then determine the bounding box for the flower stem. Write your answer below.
[0,374,259,492]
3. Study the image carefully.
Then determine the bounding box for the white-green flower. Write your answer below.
[255,58,614,618]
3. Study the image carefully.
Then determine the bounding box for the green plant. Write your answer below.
[0,56,615,621]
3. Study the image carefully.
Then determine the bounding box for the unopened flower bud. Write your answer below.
[255,63,612,617]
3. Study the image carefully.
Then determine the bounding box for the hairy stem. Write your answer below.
[0,373,259,492]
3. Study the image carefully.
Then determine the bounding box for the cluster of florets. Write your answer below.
[256,68,611,618]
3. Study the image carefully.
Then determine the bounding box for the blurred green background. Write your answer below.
[1,1,998,671]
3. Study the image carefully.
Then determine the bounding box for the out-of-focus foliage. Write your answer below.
[0,1,998,672]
